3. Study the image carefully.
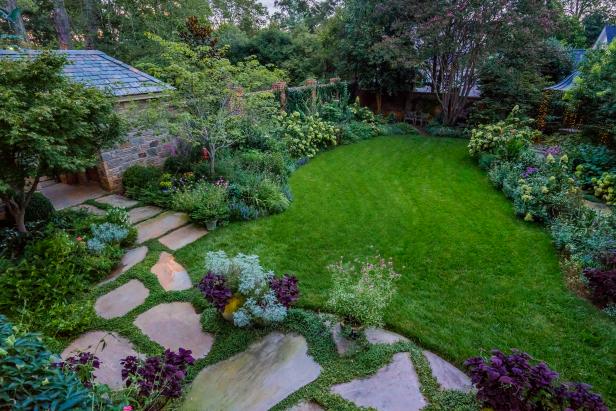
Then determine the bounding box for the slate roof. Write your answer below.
[0,49,171,99]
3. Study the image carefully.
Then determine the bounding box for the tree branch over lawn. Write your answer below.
[0,52,121,232]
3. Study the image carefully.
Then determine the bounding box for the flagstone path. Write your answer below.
[62,193,473,410]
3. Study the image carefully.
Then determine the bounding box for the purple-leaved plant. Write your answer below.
[53,352,100,388]
[465,349,607,411]
[121,348,194,399]
[198,272,233,311]
[270,274,300,308]
[522,166,539,178]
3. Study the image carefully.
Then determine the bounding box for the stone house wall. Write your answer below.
[97,129,172,192]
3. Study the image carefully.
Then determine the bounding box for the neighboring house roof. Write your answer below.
[547,25,615,92]
[0,49,171,100]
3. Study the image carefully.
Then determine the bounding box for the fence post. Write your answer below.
[306,79,317,109]
[329,77,341,100]
[272,81,287,111]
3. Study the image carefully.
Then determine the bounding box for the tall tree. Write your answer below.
[0,53,121,232]
[52,0,71,48]
[83,0,99,49]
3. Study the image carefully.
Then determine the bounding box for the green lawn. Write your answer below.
[176,135,616,402]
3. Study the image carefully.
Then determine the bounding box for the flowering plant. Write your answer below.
[465,349,607,411]
[53,351,100,388]
[121,348,194,409]
[326,254,400,329]
[198,251,299,327]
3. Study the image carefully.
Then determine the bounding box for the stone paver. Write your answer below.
[128,205,163,224]
[331,352,426,411]
[62,331,139,389]
[158,224,208,251]
[150,252,192,291]
[100,246,148,285]
[366,327,410,345]
[183,333,321,411]
[40,182,107,210]
[423,351,472,392]
[96,194,139,209]
[70,204,106,216]
[135,211,190,243]
[134,302,213,359]
[287,401,325,411]
[95,280,149,319]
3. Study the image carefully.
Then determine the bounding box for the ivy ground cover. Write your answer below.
[177,135,616,403]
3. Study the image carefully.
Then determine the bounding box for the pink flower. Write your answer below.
[76,236,83,241]
[123,406,133,411]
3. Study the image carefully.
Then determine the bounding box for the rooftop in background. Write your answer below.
[546,25,616,92]
[0,49,171,101]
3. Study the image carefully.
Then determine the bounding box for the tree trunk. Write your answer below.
[83,0,98,49]
[209,147,216,177]
[52,0,72,49]
[3,0,26,39]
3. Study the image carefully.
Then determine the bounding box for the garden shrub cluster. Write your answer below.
[470,108,616,315]
[465,349,607,411]
[0,208,135,336]
[198,250,299,327]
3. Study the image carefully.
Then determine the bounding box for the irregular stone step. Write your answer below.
[95,279,149,319]
[158,224,208,251]
[100,246,148,285]
[40,182,107,210]
[62,331,139,390]
[183,333,321,411]
[134,302,214,359]
[128,205,163,224]
[423,351,472,392]
[331,352,426,411]
[96,194,139,209]
[151,252,192,291]
[39,179,58,189]
[135,211,190,244]
[287,401,325,411]
[365,327,409,345]
[582,199,612,216]
[70,204,106,216]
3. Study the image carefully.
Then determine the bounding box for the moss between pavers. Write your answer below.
[49,238,478,411]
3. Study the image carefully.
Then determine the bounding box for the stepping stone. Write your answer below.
[40,181,107,210]
[70,204,106,216]
[423,351,472,392]
[158,224,207,251]
[287,401,325,411]
[134,302,213,359]
[150,252,192,291]
[128,205,163,224]
[62,331,139,390]
[95,280,149,319]
[582,199,612,216]
[365,327,409,345]
[183,333,321,411]
[331,352,426,411]
[96,194,139,209]
[100,246,148,285]
[135,211,189,243]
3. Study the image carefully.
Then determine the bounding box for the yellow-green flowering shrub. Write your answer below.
[592,173,616,205]
[278,111,338,158]
[468,106,539,159]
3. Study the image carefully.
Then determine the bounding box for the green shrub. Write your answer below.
[25,192,55,223]
[326,255,400,328]
[571,143,616,188]
[0,315,104,410]
[340,121,378,144]
[278,111,338,159]
[479,153,498,170]
[122,165,162,190]
[187,183,230,224]
[468,106,539,160]
[592,172,616,205]
[377,122,415,136]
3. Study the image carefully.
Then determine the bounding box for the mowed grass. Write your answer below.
[176,135,616,403]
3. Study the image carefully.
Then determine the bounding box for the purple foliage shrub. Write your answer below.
[121,348,194,399]
[197,272,233,311]
[583,268,616,307]
[270,274,300,308]
[465,350,607,411]
[53,352,100,388]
